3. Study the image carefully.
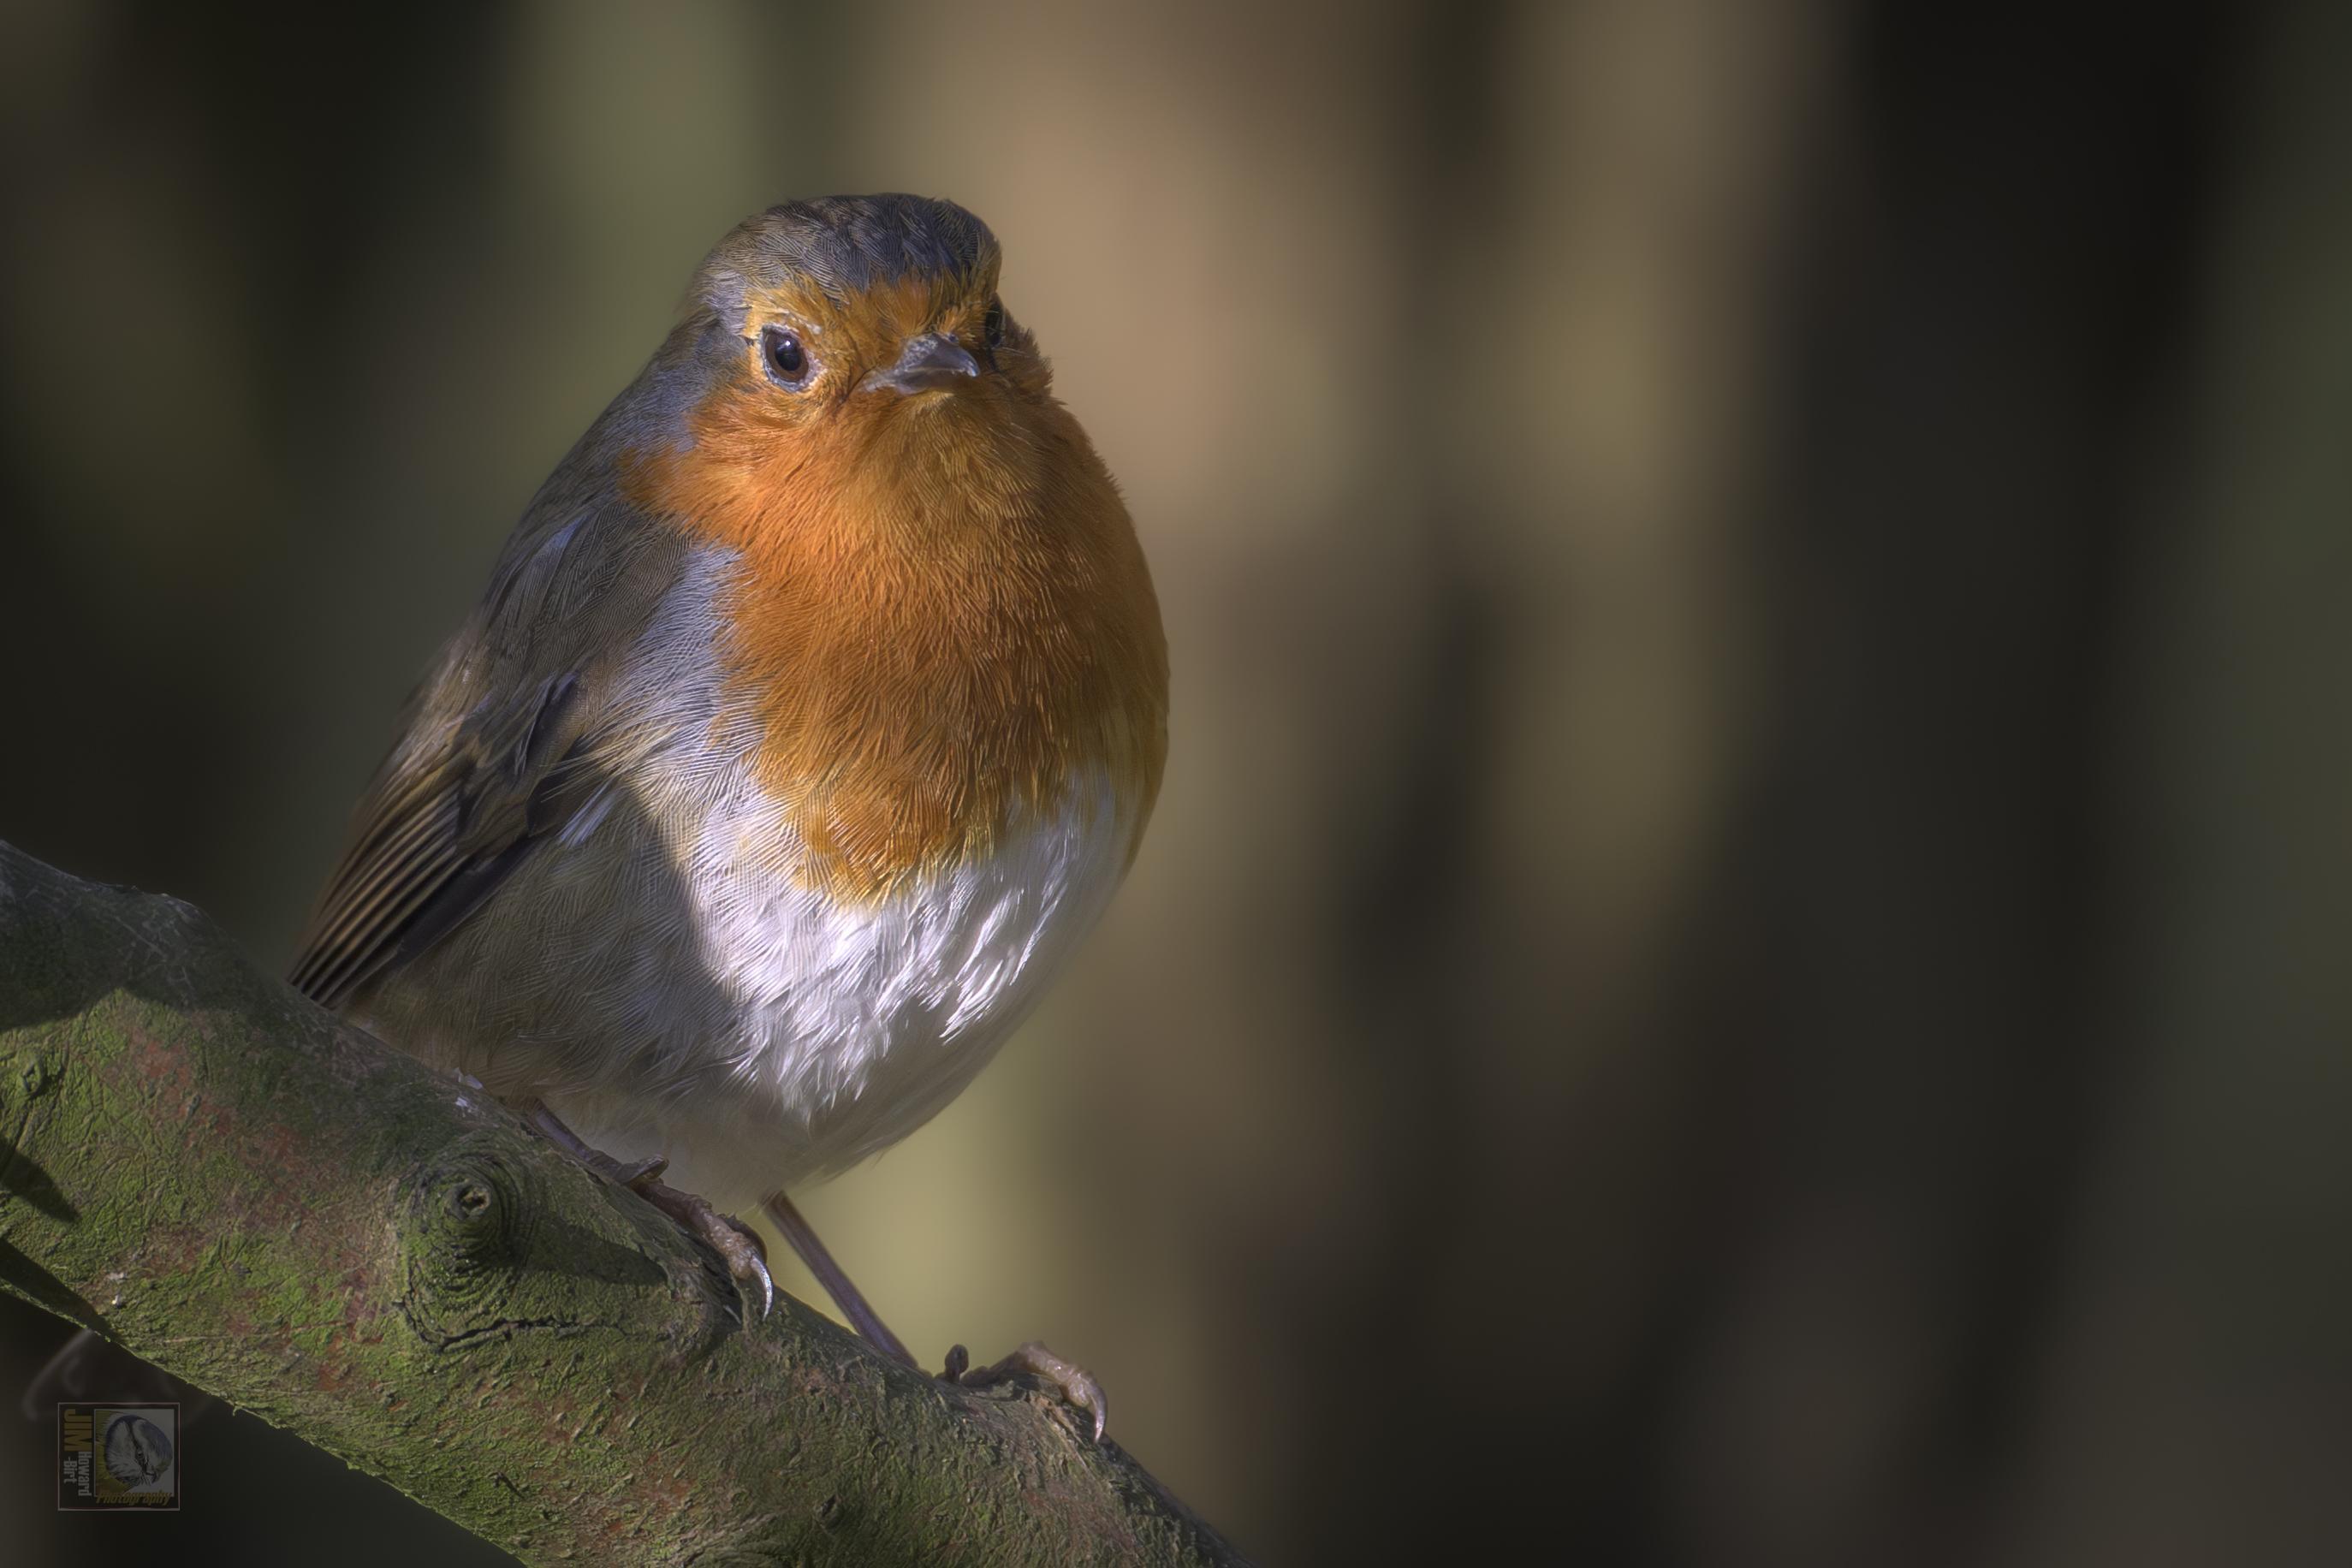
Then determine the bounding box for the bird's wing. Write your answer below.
[287,506,669,1011]
[285,667,600,1010]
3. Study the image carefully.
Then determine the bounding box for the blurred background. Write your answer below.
[3,1,2349,1563]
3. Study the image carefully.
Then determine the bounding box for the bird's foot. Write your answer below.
[941,1340,1108,1441]
[628,1176,775,1321]
[517,1101,771,1318]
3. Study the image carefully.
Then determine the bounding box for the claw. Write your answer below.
[743,1250,775,1318]
[749,1251,773,1317]
[943,1340,1108,1441]
[703,1212,774,1321]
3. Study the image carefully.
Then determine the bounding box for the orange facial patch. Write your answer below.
[739,274,989,377]
[622,334,1167,906]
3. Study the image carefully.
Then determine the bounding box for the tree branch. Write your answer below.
[0,840,1244,1565]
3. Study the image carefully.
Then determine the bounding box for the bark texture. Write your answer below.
[0,840,1241,1565]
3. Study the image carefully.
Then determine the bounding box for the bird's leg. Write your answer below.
[760,1191,915,1366]
[761,1190,1112,1438]
[761,1191,1108,1438]
[941,1340,1109,1442]
[516,1099,773,1317]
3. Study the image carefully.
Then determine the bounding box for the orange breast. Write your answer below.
[623,368,1167,905]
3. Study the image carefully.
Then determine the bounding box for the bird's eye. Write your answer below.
[983,298,1007,351]
[761,324,811,388]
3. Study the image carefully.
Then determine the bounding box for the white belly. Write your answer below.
[558,765,1134,1205]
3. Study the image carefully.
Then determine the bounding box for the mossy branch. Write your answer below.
[0,840,1243,1566]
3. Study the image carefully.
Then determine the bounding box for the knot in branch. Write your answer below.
[400,1136,547,1345]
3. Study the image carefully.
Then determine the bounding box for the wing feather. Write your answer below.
[287,685,585,1010]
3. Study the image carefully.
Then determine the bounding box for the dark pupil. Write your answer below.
[763,327,805,382]
[983,300,1006,348]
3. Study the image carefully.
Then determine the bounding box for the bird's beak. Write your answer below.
[861,333,981,395]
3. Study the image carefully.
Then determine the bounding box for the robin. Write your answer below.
[286,194,1167,1434]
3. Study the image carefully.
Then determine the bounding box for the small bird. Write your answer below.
[286,195,1167,1432]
